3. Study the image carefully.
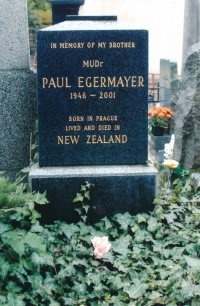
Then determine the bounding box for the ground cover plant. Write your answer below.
[1,169,200,305]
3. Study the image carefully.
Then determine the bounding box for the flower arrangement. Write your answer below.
[148,106,173,128]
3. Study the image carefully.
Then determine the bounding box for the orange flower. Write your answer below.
[158,112,165,118]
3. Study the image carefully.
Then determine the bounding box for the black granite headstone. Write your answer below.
[30,18,157,224]
[37,17,148,167]
[51,0,84,24]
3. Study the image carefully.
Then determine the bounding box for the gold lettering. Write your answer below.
[83,60,89,67]
[116,76,124,87]
[78,77,84,87]
[85,77,92,87]
[115,135,121,143]
[42,78,48,88]
[131,76,137,87]
[124,76,131,87]
[70,135,80,144]
[51,43,57,48]
[86,135,91,144]
[92,135,97,143]
[48,78,56,88]
[56,77,64,88]
[58,136,63,144]
[138,76,144,87]
[65,136,70,144]
[107,76,116,87]
[114,125,120,130]
[84,125,95,131]
[98,42,106,48]
[97,136,103,143]
[100,76,107,87]
[65,77,71,88]
[122,135,128,143]
[93,76,99,87]
[69,116,84,121]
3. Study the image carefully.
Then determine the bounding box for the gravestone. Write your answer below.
[174,42,200,170]
[0,0,37,180]
[52,0,84,25]
[159,59,171,107]
[170,62,179,134]
[29,16,157,223]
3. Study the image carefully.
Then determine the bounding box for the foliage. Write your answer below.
[1,173,200,304]
[148,107,173,128]
[0,172,48,223]
[27,0,51,29]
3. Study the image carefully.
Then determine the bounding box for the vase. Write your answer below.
[151,126,164,136]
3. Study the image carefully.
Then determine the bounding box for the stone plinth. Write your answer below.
[29,163,158,224]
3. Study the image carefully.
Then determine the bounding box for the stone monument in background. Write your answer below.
[0,0,37,180]
[174,43,200,170]
[170,62,179,134]
[159,59,171,107]
[182,0,200,72]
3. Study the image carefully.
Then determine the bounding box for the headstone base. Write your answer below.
[29,163,158,224]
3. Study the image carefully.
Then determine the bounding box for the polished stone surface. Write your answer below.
[37,19,148,166]
[29,163,158,224]
[0,70,37,176]
[0,0,30,70]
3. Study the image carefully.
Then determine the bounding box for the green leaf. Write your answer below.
[137,213,147,223]
[24,232,46,252]
[124,281,147,299]
[33,191,49,204]
[0,296,6,303]
[56,264,75,278]
[147,216,158,232]
[84,190,90,200]
[108,275,123,290]
[112,235,131,255]
[60,223,79,239]
[184,255,200,269]
[73,193,84,202]
[83,204,90,213]
[0,222,13,234]
[27,273,43,290]
[61,297,76,305]
[115,213,132,230]
[102,216,113,230]
[31,252,46,266]
[0,258,10,279]
[110,296,127,306]
[3,232,25,257]
[30,221,44,233]
[7,293,26,306]
[72,282,88,296]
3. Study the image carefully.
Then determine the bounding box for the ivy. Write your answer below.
[1,175,200,304]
